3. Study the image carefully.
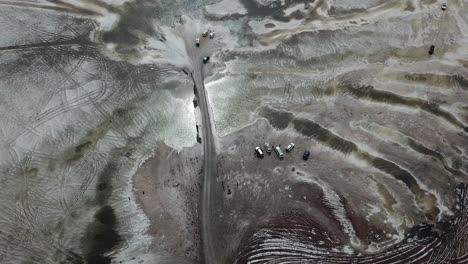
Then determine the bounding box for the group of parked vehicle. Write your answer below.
[195,29,215,64]
[255,143,310,160]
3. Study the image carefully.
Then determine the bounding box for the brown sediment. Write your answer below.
[132,143,202,261]
[290,181,348,242]
[381,71,468,90]
[235,184,468,264]
[341,195,390,250]
[338,83,465,129]
[421,0,437,5]
[260,105,442,220]
[376,182,398,215]
[404,1,415,12]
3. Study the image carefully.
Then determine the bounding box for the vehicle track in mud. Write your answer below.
[236,184,468,264]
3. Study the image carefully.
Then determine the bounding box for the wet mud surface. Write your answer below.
[0,0,467,263]
[133,144,203,261]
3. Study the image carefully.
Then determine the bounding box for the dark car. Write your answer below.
[203,56,210,64]
[264,143,272,154]
[303,150,310,160]
[428,45,435,55]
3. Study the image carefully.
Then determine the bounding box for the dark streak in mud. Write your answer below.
[392,72,468,91]
[407,138,467,177]
[370,156,440,219]
[71,121,139,263]
[260,107,440,219]
[80,149,129,263]
[80,206,121,264]
[293,117,358,154]
[404,1,416,12]
[94,163,118,206]
[204,10,246,21]
[259,106,294,129]
[0,1,100,16]
[454,75,468,90]
[340,83,466,129]
[238,0,315,22]
[64,120,112,163]
[0,39,93,52]
[328,6,366,16]
[71,141,93,160]
[98,1,164,49]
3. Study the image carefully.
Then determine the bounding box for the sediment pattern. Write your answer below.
[1,0,468,263]
[236,184,468,264]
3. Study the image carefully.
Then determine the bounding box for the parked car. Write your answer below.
[203,57,210,64]
[264,143,272,154]
[428,45,435,55]
[255,147,264,158]
[441,3,447,10]
[195,38,200,47]
[209,31,215,39]
[285,143,295,152]
[303,150,310,160]
[274,146,284,159]
[202,30,209,37]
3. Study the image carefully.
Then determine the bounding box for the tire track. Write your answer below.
[236,184,468,264]
[0,1,101,16]
[31,85,107,128]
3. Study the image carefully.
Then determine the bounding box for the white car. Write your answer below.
[274,146,284,159]
[202,30,209,37]
[209,31,215,39]
[255,147,264,158]
[285,143,295,152]
[195,38,200,47]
